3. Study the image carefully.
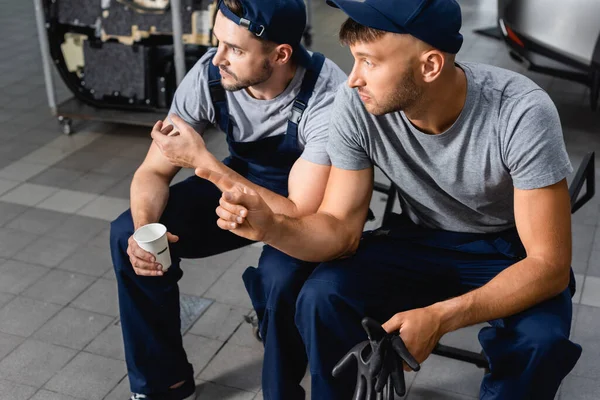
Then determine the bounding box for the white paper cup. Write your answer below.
[133,223,172,272]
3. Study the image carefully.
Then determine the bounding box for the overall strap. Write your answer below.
[207,57,232,135]
[286,52,326,140]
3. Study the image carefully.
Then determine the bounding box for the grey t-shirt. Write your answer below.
[169,48,347,165]
[327,62,573,233]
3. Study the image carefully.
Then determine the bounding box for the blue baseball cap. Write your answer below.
[327,0,463,54]
[218,0,311,66]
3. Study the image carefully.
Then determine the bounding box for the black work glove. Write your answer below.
[332,317,420,399]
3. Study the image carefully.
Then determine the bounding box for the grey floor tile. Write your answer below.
[573,225,597,253]
[44,131,103,153]
[0,161,48,182]
[183,333,225,376]
[36,189,98,214]
[0,332,24,360]
[0,183,58,206]
[228,321,264,352]
[411,355,484,398]
[0,227,39,259]
[189,302,249,342]
[559,374,600,400]
[71,278,119,317]
[178,247,247,297]
[0,379,37,400]
[102,176,132,199]
[0,260,49,295]
[0,140,40,162]
[573,274,585,304]
[14,236,79,268]
[53,151,108,173]
[44,352,126,400]
[33,307,114,350]
[23,269,96,306]
[0,292,15,310]
[0,201,28,226]
[75,195,130,221]
[580,276,600,307]
[572,247,592,275]
[198,342,263,392]
[29,390,82,400]
[51,215,108,245]
[195,380,256,400]
[88,227,110,249]
[6,208,68,235]
[439,324,487,354]
[571,305,600,379]
[0,178,19,197]
[66,172,120,194]
[203,247,260,309]
[84,323,125,361]
[21,146,74,166]
[587,250,600,278]
[91,157,139,179]
[0,296,61,337]
[407,385,478,399]
[180,294,213,334]
[27,167,85,189]
[102,376,130,400]
[0,339,77,388]
[59,244,112,277]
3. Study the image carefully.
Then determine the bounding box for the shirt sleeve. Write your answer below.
[502,89,573,190]
[298,61,347,166]
[167,49,216,132]
[326,85,373,170]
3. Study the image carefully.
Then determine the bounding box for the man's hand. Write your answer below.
[382,307,444,370]
[126,232,179,276]
[196,167,276,241]
[151,114,216,169]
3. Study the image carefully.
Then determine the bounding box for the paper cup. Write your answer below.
[133,223,172,271]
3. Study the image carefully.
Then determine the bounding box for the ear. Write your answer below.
[273,43,293,65]
[420,50,445,83]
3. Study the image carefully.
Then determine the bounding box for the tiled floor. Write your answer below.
[0,0,599,399]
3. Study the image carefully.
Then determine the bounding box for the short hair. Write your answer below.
[339,17,386,46]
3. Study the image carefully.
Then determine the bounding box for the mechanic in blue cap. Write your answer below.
[199,0,582,398]
[109,0,347,399]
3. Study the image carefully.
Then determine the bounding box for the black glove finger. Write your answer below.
[333,342,365,378]
[391,335,420,371]
[369,335,390,378]
[390,354,406,397]
[362,317,388,341]
[385,375,394,400]
[354,375,367,400]
[374,350,393,392]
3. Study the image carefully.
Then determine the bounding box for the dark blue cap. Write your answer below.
[218,0,311,66]
[327,0,463,54]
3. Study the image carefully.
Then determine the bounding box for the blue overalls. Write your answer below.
[295,213,582,400]
[110,52,325,399]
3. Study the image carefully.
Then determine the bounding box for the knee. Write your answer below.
[110,210,134,267]
[256,246,313,304]
[527,328,577,361]
[295,270,341,329]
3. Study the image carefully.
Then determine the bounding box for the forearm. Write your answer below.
[203,156,301,217]
[130,170,172,230]
[264,213,361,262]
[432,257,570,334]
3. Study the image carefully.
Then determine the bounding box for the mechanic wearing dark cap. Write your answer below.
[201,0,582,398]
[109,0,346,398]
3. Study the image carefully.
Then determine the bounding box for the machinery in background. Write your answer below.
[43,0,215,133]
[497,0,600,110]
